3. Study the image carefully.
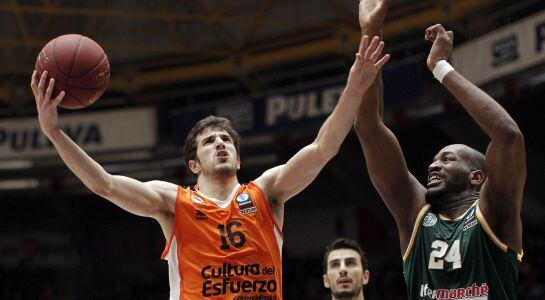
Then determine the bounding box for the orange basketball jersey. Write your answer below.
[162,182,283,300]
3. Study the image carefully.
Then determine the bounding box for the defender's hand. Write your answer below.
[30,70,65,138]
[345,35,390,98]
[425,24,454,71]
[359,0,388,36]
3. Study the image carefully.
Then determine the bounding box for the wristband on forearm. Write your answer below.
[432,60,454,83]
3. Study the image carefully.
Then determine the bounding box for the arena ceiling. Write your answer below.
[0,0,535,110]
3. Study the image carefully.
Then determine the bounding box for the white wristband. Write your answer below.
[432,60,454,83]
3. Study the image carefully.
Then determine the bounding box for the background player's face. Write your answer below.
[425,145,474,203]
[323,249,369,299]
[192,128,240,178]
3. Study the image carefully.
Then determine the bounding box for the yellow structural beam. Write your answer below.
[1,0,498,100]
[108,58,237,92]
[358,0,497,45]
[0,4,215,21]
[242,37,346,74]
[119,0,498,92]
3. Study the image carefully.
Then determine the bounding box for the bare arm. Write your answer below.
[354,0,426,246]
[426,24,525,252]
[30,71,176,223]
[255,36,390,204]
[358,0,387,117]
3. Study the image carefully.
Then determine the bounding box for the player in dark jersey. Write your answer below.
[323,238,370,300]
[355,1,525,299]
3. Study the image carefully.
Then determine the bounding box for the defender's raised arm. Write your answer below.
[425,24,526,252]
[354,0,426,251]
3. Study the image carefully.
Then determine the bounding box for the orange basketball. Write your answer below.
[35,34,110,109]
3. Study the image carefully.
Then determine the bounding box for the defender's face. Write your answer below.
[323,249,368,299]
[426,145,472,200]
[192,128,240,177]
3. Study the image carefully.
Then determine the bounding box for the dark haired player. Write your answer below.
[30,35,389,299]
[355,1,525,299]
[323,238,370,300]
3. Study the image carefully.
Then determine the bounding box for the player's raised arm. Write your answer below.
[425,24,526,251]
[254,36,390,204]
[354,0,426,243]
[30,71,176,224]
[357,0,388,117]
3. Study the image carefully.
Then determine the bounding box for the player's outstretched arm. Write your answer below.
[30,71,176,222]
[354,0,426,246]
[426,25,525,251]
[357,0,387,118]
[359,0,388,38]
[255,36,390,205]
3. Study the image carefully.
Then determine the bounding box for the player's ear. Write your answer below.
[236,155,241,170]
[470,170,485,187]
[188,160,200,175]
[323,274,331,288]
[362,270,370,285]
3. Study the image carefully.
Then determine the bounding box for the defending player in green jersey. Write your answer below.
[403,199,520,299]
[355,1,525,299]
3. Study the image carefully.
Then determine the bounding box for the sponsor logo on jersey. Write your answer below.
[420,283,489,299]
[236,193,257,215]
[463,208,478,231]
[200,263,278,298]
[236,194,251,206]
[423,213,438,227]
[466,208,475,220]
[233,296,278,300]
[195,210,208,220]
[463,219,478,231]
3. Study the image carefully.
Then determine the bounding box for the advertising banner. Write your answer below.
[0,107,157,159]
[453,10,545,85]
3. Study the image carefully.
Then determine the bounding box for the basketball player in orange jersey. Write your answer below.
[355,1,525,299]
[323,238,370,300]
[30,35,390,299]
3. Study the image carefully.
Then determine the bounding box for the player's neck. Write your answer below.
[433,191,478,219]
[332,293,364,300]
[332,289,365,300]
[196,174,239,200]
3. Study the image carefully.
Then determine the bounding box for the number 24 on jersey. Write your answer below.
[429,239,462,270]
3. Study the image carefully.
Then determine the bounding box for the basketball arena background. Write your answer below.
[1,0,545,299]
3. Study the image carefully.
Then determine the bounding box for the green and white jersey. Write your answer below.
[403,201,522,300]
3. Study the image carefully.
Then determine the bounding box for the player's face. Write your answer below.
[323,249,369,299]
[426,145,473,203]
[193,128,240,178]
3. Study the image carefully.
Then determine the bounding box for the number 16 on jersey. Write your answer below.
[217,221,247,250]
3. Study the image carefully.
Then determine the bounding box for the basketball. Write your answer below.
[35,34,110,109]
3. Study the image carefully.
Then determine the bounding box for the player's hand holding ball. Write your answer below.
[33,34,110,109]
[30,34,109,137]
[31,70,65,138]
